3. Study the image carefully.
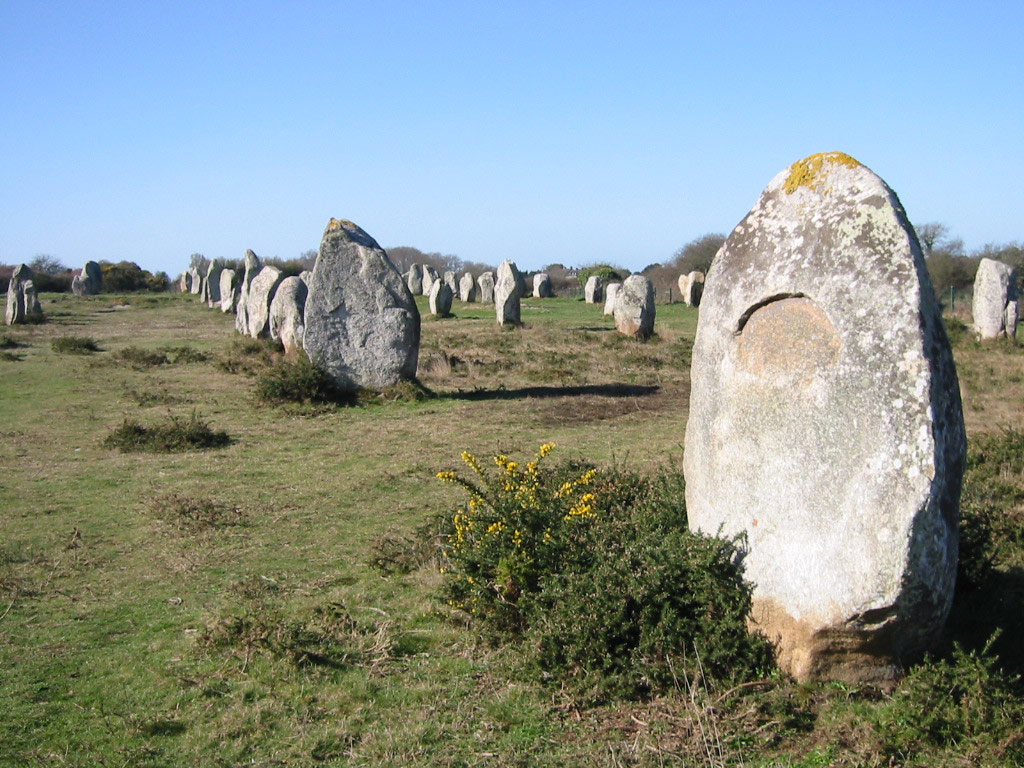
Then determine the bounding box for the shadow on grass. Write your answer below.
[446,383,660,402]
[944,565,1024,677]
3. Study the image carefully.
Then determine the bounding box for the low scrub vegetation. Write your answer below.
[52,335,100,354]
[102,411,231,452]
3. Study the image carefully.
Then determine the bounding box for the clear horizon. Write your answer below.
[2,1,1021,277]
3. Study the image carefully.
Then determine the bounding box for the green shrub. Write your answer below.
[102,411,231,452]
[0,334,25,349]
[435,446,774,697]
[162,344,210,364]
[52,336,100,354]
[254,354,353,407]
[576,264,626,290]
[218,336,281,376]
[113,346,170,368]
[872,633,1024,764]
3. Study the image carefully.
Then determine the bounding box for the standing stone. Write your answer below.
[533,273,554,298]
[477,271,495,304]
[429,280,453,316]
[189,267,202,295]
[604,282,622,316]
[303,218,420,390]
[585,275,604,304]
[5,265,34,325]
[72,261,103,296]
[422,266,439,297]
[683,152,966,683]
[24,281,42,317]
[269,275,308,357]
[205,263,223,308]
[613,275,655,339]
[682,271,705,307]
[219,269,237,313]
[443,271,458,297]
[459,272,476,302]
[495,260,522,326]
[179,271,192,293]
[246,266,285,339]
[235,250,262,335]
[972,258,1019,340]
[406,264,423,296]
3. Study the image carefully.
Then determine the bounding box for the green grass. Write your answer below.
[0,292,1022,766]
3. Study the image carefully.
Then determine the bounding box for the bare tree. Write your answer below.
[28,254,67,274]
[914,222,950,257]
[671,233,726,275]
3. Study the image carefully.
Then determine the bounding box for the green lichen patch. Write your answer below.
[783,151,861,194]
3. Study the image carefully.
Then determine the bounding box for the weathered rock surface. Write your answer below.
[683,152,966,683]
[429,280,453,316]
[406,265,423,296]
[585,275,603,303]
[533,273,554,298]
[972,258,1018,340]
[495,260,522,326]
[477,272,495,303]
[269,275,308,357]
[205,263,223,308]
[6,265,38,325]
[72,261,103,296]
[303,218,420,390]
[443,271,458,297]
[459,272,476,302]
[219,269,237,313]
[234,250,262,334]
[189,267,202,295]
[246,266,284,339]
[613,275,655,338]
[604,282,621,315]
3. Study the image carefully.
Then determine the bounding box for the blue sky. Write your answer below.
[2,1,1021,276]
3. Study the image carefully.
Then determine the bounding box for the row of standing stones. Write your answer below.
[4,258,104,325]
[138,150,1019,683]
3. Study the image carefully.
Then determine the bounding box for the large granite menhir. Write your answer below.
[495,260,522,326]
[6,264,42,325]
[683,152,966,683]
[270,275,308,358]
[303,219,420,390]
[72,261,103,296]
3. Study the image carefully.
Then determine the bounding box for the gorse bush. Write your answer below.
[254,354,353,407]
[52,336,100,354]
[218,336,281,376]
[436,446,774,698]
[102,411,231,452]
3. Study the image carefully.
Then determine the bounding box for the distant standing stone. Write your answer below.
[613,275,655,339]
[604,282,621,316]
[235,250,262,335]
[72,261,103,296]
[459,272,476,302]
[477,271,495,303]
[406,264,423,296]
[189,267,202,295]
[585,275,603,304]
[303,218,420,390]
[443,271,458,296]
[205,263,223,308]
[5,265,38,325]
[683,152,965,683]
[533,273,554,298]
[682,271,704,307]
[219,269,237,313]
[269,275,308,357]
[422,266,439,297]
[972,258,1018,340]
[247,266,285,339]
[495,260,522,326]
[429,280,454,316]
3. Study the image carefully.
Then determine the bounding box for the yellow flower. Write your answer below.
[505,461,519,474]
[513,529,525,547]
[436,471,457,482]
[461,451,484,476]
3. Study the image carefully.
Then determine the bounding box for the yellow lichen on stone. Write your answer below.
[327,218,357,231]
[783,152,861,195]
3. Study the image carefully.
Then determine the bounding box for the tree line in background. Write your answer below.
[4,223,1020,302]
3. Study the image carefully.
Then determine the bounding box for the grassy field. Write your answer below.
[1,292,1022,767]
